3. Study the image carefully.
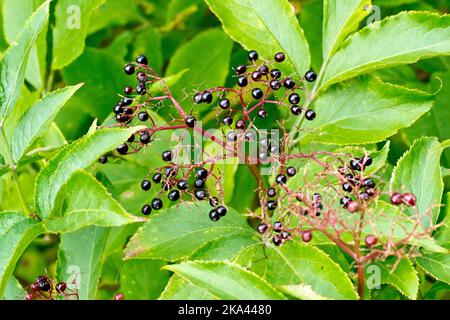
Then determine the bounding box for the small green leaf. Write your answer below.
[0,211,44,297]
[235,241,358,300]
[2,276,26,300]
[11,84,83,163]
[0,1,49,121]
[322,12,450,89]
[390,137,444,226]
[159,275,217,300]
[416,252,450,285]
[300,77,432,145]
[165,261,285,300]
[52,0,106,69]
[206,0,310,76]
[125,202,255,261]
[35,127,140,218]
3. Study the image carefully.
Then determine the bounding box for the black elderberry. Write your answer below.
[276,174,287,185]
[251,71,262,81]
[252,88,264,99]
[342,182,353,192]
[99,155,108,164]
[257,223,268,234]
[124,86,133,95]
[359,192,370,201]
[267,187,277,198]
[209,197,219,207]
[219,99,230,109]
[122,97,133,106]
[136,55,148,65]
[305,110,316,121]
[236,119,245,129]
[291,105,302,115]
[248,50,259,61]
[124,64,135,75]
[142,204,152,215]
[267,200,278,210]
[151,198,163,210]
[162,182,173,191]
[194,93,203,104]
[363,178,375,189]
[270,80,281,90]
[196,168,208,180]
[195,189,208,200]
[56,282,66,293]
[124,107,134,115]
[272,235,282,246]
[165,167,177,177]
[209,209,221,222]
[281,231,291,240]
[237,76,248,87]
[259,65,269,75]
[286,166,297,177]
[273,221,283,232]
[194,178,205,188]
[141,180,151,191]
[305,70,317,82]
[152,173,162,183]
[258,109,268,118]
[227,131,237,142]
[116,144,129,155]
[216,206,227,217]
[38,279,51,292]
[366,188,376,197]
[185,116,196,128]
[340,196,352,208]
[136,83,147,95]
[177,180,188,190]
[284,78,295,89]
[138,111,149,122]
[114,104,124,114]
[274,52,286,62]
[361,155,373,167]
[162,150,173,162]
[350,159,362,171]
[137,72,148,82]
[202,91,213,104]
[236,65,247,75]
[116,112,130,122]
[223,116,233,126]
[270,69,282,79]
[168,190,180,202]
[289,93,301,105]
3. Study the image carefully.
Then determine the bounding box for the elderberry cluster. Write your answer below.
[26,276,71,300]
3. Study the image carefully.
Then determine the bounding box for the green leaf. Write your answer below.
[416,252,450,285]
[2,276,26,300]
[322,0,371,63]
[52,0,106,69]
[0,211,44,297]
[371,257,419,300]
[120,260,171,300]
[390,137,444,226]
[34,127,140,218]
[165,261,285,300]
[205,0,310,75]
[11,84,83,163]
[125,202,256,261]
[45,171,142,233]
[159,275,217,300]
[322,12,450,89]
[300,76,433,145]
[235,241,358,300]
[0,0,49,121]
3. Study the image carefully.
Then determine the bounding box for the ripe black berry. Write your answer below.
[219,99,230,109]
[286,167,296,177]
[216,206,227,217]
[209,197,219,207]
[194,93,203,104]
[136,55,148,65]
[236,65,247,75]
[38,279,51,292]
[124,86,133,95]
[267,188,276,198]
[116,113,131,123]
[237,76,248,87]
[165,167,176,178]
[267,200,278,210]
[202,91,213,104]
[281,231,291,240]
[288,93,300,105]
[350,159,362,171]
[141,180,151,191]
[114,104,124,114]
[251,71,261,81]
[340,196,351,208]
[305,110,316,121]
[185,116,196,128]
[270,69,282,79]
[162,150,173,162]
[196,168,208,179]
[152,173,162,183]
[124,64,135,75]
[257,223,268,234]
[236,119,245,129]
[227,131,237,142]
[99,155,108,164]
[137,72,148,82]
[274,52,286,62]
[284,78,295,89]
[248,50,259,61]
[361,155,373,167]
[140,132,150,144]
[195,189,208,200]
[359,192,370,201]
[151,198,163,210]
[258,109,267,118]
[342,182,353,192]
[177,180,188,190]
[273,221,283,231]
[363,179,375,189]
[272,235,282,246]
[276,174,287,185]
[259,65,269,75]
[142,204,152,215]
[291,105,302,115]
[252,88,264,99]
[117,144,128,155]
[122,97,133,106]
[223,116,233,126]
[168,190,180,201]
[138,111,149,122]
[305,70,317,82]
[194,178,205,188]
[209,209,221,222]
[56,282,66,293]
[270,80,281,90]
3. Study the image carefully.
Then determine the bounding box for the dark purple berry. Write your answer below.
[342,182,353,192]
[196,168,208,179]
[286,167,296,177]
[209,197,219,207]
[219,99,230,109]
[194,93,203,104]
[363,179,375,189]
[151,198,163,210]
[202,91,213,104]
[340,196,352,208]
[168,190,180,202]
[272,235,282,246]
[273,221,283,232]
[248,50,259,61]
[216,206,227,217]
[270,69,282,79]
[99,155,108,164]
[259,65,269,75]
[194,178,205,188]
[276,174,287,185]
[185,116,196,128]
[122,97,133,106]
[142,205,152,215]
[284,78,295,89]
[274,52,285,62]
[257,223,268,234]
[267,200,278,210]
[209,209,220,222]
[177,180,188,191]
[38,279,51,292]
[270,80,281,90]
[291,105,302,115]
[288,93,300,105]
[195,189,208,200]
[252,88,264,99]
[236,119,245,130]
[237,76,248,87]
[117,144,128,155]
[258,109,267,118]
[227,131,237,142]
[305,110,316,121]
[162,150,173,162]
[305,70,317,82]
[267,187,277,198]
[152,173,162,183]
[138,111,149,122]
[223,116,233,126]
[124,86,133,95]
[141,180,151,191]
[236,65,247,75]
[124,64,135,75]
[281,231,291,240]
[56,282,66,293]
[136,55,148,65]
[137,72,148,82]
[251,71,262,81]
